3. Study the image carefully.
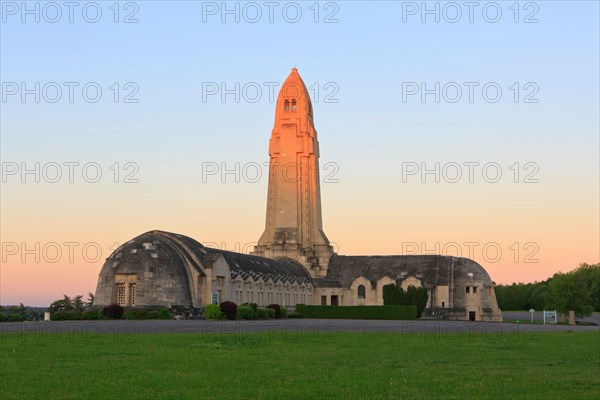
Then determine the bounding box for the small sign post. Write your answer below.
[529,309,535,323]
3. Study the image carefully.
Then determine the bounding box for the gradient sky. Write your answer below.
[1,1,598,306]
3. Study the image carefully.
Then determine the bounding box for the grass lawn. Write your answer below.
[1,330,598,399]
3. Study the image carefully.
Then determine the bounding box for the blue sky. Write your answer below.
[2,1,598,169]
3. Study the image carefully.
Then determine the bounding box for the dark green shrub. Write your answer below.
[280,307,288,318]
[1,313,25,322]
[51,311,83,320]
[124,310,149,320]
[404,285,429,318]
[383,284,429,317]
[148,310,161,319]
[103,304,124,319]
[288,312,302,318]
[265,308,276,319]
[204,304,222,320]
[10,314,24,322]
[83,309,102,320]
[237,305,255,320]
[295,305,417,320]
[242,302,258,311]
[10,314,25,322]
[266,304,281,318]
[255,308,268,319]
[158,308,171,320]
[383,284,403,305]
[220,301,238,320]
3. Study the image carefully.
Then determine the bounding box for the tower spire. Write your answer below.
[252,69,333,276]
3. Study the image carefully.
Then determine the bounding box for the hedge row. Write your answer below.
[0,314,26,322]
[236,305,278,320]
[204,302,287,320]
[50,305,172,321]
[123,309,171,320]
[295,305,417,320]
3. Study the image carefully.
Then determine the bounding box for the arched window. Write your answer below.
[291,99,297,111]
[284,100,290,111]
[358,285,366,300]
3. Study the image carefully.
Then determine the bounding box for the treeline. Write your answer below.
[495,263,600,317]
[0,294,95,322]
[0,304,45,322]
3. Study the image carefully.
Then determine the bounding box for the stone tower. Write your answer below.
[252,68,334,277]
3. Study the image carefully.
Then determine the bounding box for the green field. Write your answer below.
[1,330,598,399]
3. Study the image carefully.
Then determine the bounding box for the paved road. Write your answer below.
[1,318,598,336]
[502,311,600,325]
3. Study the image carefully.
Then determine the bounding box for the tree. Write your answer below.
[72,295,85,312]
[591,282,600,312]
[545,272,594,319]
[383,284,403,305]
[48,293,95,314]
[528,284,549,310]
[570,263,600,311]
[403,285,429,318]
[465,263,598,316]
[383,283,429,318]
[48,295,74,314]
[84,292,95,309]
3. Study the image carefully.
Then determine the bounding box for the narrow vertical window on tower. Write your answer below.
[284,100,290,111]
[291,99,297,111]
[358,285,366,300]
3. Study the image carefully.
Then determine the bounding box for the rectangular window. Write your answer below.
[117,284,126,306]
[115,274,137,307]
[441,301,445,308]
[473,286,477,293]
[466,287,470,293]
[130,283,136,306]
[321,295,327,305]
[331,295,339,306]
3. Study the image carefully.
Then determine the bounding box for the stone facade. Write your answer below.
[94,68,502,322]
[95,230,313,310]
[313,255,501,321]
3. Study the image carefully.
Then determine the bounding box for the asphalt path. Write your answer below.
[501,311,600,325]
[2,318,598,337]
